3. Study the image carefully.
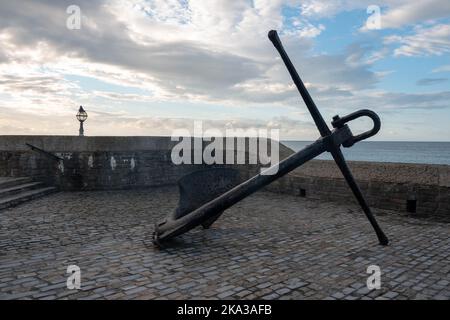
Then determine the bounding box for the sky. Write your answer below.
[0,0,449,141]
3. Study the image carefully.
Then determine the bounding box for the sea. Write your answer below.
[281,141,450,165]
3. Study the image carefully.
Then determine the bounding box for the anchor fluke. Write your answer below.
[153,168,241,245]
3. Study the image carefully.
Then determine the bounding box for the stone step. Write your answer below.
[0,177,33,189]
[0,181,46,198]
[0,187,58,211]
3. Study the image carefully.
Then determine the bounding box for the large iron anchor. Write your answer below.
[153,30,389,247]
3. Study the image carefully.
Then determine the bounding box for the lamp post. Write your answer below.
[76,106,88,136]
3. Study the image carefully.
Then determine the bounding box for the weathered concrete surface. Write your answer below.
[0,188,448,300]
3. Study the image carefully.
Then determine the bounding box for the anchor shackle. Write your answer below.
[331,109,381,147]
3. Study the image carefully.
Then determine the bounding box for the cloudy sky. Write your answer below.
[0,0,449,140]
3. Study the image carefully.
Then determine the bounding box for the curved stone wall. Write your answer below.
[0,135,448,217]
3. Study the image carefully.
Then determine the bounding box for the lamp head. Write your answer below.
[76,106,88,122]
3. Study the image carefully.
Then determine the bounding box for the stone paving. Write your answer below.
[0,187,449,300]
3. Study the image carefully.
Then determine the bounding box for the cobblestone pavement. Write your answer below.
[0,187,449,300]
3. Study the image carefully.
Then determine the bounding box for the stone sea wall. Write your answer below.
[0,135,448,217]
[0,135,289,191]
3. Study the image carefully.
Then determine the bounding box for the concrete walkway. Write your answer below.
[0,187,448,300]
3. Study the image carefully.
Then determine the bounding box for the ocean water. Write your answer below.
[282,141,450,165]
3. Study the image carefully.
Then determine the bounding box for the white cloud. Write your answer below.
[288,19,325,38]
[384,24,450,56]
[299,0,351,18]
[378,0,450,29]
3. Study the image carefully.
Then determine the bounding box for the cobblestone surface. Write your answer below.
[0,187,449,300]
